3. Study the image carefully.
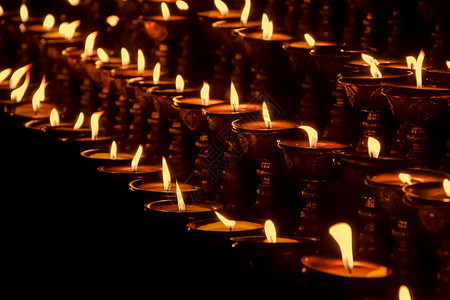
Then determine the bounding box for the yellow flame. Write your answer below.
[261,13,273,40]
[361,53,379,66]
[444,179,450,198]
[0,5,4,17]
[20,4,29,23]
[49,108,60,127]
[176,1,189,10]
[83,31,98,57]
[110,141,117,160]
[304,33,316,48]
[175,74,184,92]
[137,49,145,76]
[162,156,171,191]
[370,63,382,78]
[329,222,354,273]
[215,212,236,231]
[161,2,170,21]
[447,60,450,70]
[73,112,84,129]
[214,0,229,17]
[299,125,318,148]
[11,72,30,102]
[368,137,381,158]
[121,47,130,67]
[240,0,251,25]
[406,56,416,69]
[399,173,413,185]
[176,181,185,212]
[262,102,272,129]
[106,15,119,27]
[200,82,210,106]
[97,48,110,63]
[0,68,11,83]
[68,0,80,5]
[153,62,161,85]
[10,64,32,89]
[58,20,80,40]
[264,219,277,243]
[415,49,425,89]
[43,14,55,31]
[399,286,411,300]
[90,111,104,140]
[131,145,143,172]
[230,82,239,112]
[32,76,48,113]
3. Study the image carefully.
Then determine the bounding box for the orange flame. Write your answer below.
[73,112,84,130]
[200,82,210,106]
[58,20,80,40]
[131,145,143,172]
[49,108,60,127]
[329,222,354,273]
[20,4,28,23]
[214,0,229,17]
[90,111,104,140]
[10,72,30,102]
[43,14,55,31]
[215,212,236,231]
[262,102,272,129]
[110,141,117,160]
[261,13,273,40]
[299,125,318,148]
[10,64,32,89]
[240,0,251,25]
[32,76,48,113]
[175,74,184,92]
[176,1,189,10]
[398,173,412,185]
[121,47,130,67]
[406,56,416,69]
[162,156,171,191]
[304,33,316,48]
[444,179,450,198]
[153,62,161,85]
[370,63,382,78]
[176,181,185,211]
[361,53,379,66]
[0,68,11,83]
[106,15,119,27]
[230,82,239,112]
[137,49,145,76]
[96,48,110,63]
[83,31,98,58]
[399,286,411,300]
[264,219,277,243]
[161,2,170,21]
[415,49,425,89]
[368,137,381,158]
[446,60,450,70]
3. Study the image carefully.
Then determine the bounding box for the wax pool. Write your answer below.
[196,221,263,232]
[280,140,348,149]
[243,32,292,41]
[234,120,298,131]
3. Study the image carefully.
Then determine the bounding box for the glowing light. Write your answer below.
[176,1,189,10]
[121,47,130,67]
[32,76,48,113]
[200,82,210,106]
[10,72,30,103]
[368,137,381,158]
[370,63,382,78]
[58,20,80,40]
[161,2,170,21]
[399,173,412,185]
[162,156,171,191]
[361,53,379,65]
[106,15,119,27]
[415,49,425,89]
[299,126,318,148]
[0,68,11,83]
[131,145,143,172]
[97,48,110,63]
[49,108,60,127]
[10,64,32,89]
[264,220,277,243]
[153,62,161,85]
[446,60,450,69]
[262,102,272,129]
[329,222,354,273]
[175,74,184,92]
[444,179,450,198]
[137,49,145,76]
[176,181,185,212]
[43,14,55,31]
[261,13,273,40]
[215,212,236,231]
[214,0,229,17]
[240,0,251,25]
[230,82,239,113]
[73,112,84,130]
[304,33,316,48]
[90,111,104,140]
[406,56,416,69]
[20,4,29,23]
[68,0,80,5]
[83,31,98,57]
[399,286,411,300]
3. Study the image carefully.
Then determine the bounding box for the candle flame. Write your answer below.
[200,82,210,106]
[214,0,229,17]
[176,181,185,212]
[361,53,379,66]
[304,33,316,48]
[20,4,29,23]
[49,108,60,127]
[415,49,425,89]
[215,212,236,231]
[137,49,145,76]
[162,156,171,191]
[230,82,239,112]
[68,0,80,5]
[329,222,354,273]
[261,13,273,40]
[32,76,48,113]
[58,20,80,40]
[110,141,118,160]
[176,1,189,10]
[368,137,381,158]
[121,47,130,67]
[370,63,382,78]
[153,62,161,85]
[262,101,272,129]
[10,72,30,103]
[73,112,84,129]
[90,111,104,140]
[0,68,11,83]
[83,31,98,57]
[161,2,170,21]
[0,6,4,17]
[264,219,277,243]
[299,125,318,148]
[399,285,411,300]
[106,15,119,27]
[175,74,184,92]
[97,48,110,63]
[240,0,251,25]
[399,173,413,185]
[10,64,32,89]
[447,60,450,70]
[43,14,55,31]
[131,145,143,172]
[406,56,416,69]
[444,179,450,198]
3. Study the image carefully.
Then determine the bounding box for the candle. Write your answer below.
[13,103,54,120]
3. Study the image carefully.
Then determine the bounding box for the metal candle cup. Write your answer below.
[131,179,201,204]
[144,199,221,223]
[97,164,161,183]
[80,148,134,167]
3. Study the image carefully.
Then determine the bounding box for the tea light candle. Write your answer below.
[130,179,199,200]
[13,103,54,120]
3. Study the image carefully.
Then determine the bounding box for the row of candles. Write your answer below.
[0,1,449,299]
